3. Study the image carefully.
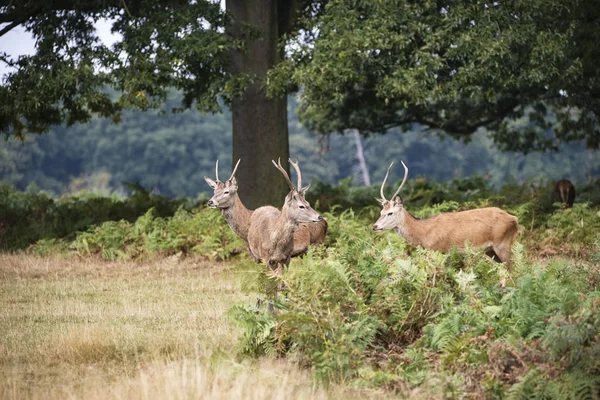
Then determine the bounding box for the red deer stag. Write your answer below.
[204,160,327,257]
[247,158,324,273]
[552,179,576,208]
[373,161,519,268]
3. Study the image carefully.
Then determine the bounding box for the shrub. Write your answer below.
[230,206,600,397]
[68,207,244,261]
[0,183,189,250]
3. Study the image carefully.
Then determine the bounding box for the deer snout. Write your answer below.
[318,215,324,221]
[373,224,381,232]
[207,199,217,208]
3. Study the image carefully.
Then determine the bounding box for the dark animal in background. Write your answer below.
[552,179,576,208]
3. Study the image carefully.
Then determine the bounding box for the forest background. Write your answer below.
[1,94,598,200]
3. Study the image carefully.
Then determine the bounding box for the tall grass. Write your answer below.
[0,254,395,400]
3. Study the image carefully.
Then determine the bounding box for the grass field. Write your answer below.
[0,254,402,400]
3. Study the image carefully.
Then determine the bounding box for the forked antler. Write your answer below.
[288,157,302,191]
[272,158,296,191]
[380,160,409,202]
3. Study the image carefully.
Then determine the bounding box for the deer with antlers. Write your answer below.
[247,158,324,273]
[373,161,519,268]
[204,160,327,258]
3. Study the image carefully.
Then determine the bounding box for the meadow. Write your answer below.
[1,177,599,399]
[0,254,390,399]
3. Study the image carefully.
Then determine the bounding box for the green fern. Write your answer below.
[227,305,277,357]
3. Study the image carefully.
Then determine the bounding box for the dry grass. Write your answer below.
[0,254,398,400]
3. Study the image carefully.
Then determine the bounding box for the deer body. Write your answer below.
[552,179,576,208]
[247,158,323,272]
[373,161,519,268]
[388,206,518,262]
[205,160,326,257]
[248,206,297,268]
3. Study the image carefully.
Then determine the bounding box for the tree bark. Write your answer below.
[227,0,290,209]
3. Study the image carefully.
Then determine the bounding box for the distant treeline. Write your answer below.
[1,96,598,199]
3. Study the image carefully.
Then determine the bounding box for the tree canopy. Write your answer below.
[268,0,600,153]
[0,0,232,137]
[0,0,598,206]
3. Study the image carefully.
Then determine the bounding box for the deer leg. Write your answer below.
[492,242,512,269]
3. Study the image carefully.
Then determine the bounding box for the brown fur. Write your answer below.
[552,179,576,208]
[248,191,323,272]
[374,161,519,268]
[205,162,327,257]
[221,195,326,257]
[221,194,253,240]
[376,201,519,268]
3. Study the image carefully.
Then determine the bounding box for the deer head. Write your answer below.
[204,159,241,209]
[373,161,409,232]
[272,157,323,223]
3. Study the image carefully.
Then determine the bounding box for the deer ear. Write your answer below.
[204,176,218,189]
[393,196,403,206]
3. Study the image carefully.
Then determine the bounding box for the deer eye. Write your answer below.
[224,191,230,194]
[387,212,393,216]
[299,205,306,209]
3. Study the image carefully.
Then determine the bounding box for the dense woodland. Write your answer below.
[1,95,598,199]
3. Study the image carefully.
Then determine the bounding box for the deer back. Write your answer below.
[404,207,518,252]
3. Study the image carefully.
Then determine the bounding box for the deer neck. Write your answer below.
[394,209,431,247]
[221,194,253,241]
[271,207,298,249]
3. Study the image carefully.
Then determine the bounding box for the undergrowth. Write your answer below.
[3,177,599,397]
[33,207,245,261]
[0,183,189,250]
[229,207,600,398]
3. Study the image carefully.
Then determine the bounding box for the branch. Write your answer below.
[0,20,22,37]
[0,4,43,37]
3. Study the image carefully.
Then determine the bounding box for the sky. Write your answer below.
[0,0,225,78]
[0,20,119,78]
[0,26,35,77]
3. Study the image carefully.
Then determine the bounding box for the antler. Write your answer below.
[380,162,394,202]
[215,160,220,182]
[391,160,409,200]
[288,157,302,191]
[229,159,241,181]
[272,158,295,191]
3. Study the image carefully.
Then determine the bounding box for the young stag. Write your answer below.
[373,161,519,268]
[204,160,327,257]
[552,179,576,208]
[247,158,324,272]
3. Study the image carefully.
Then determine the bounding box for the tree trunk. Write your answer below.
[352,129,371,186]
[227,0,290,209]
